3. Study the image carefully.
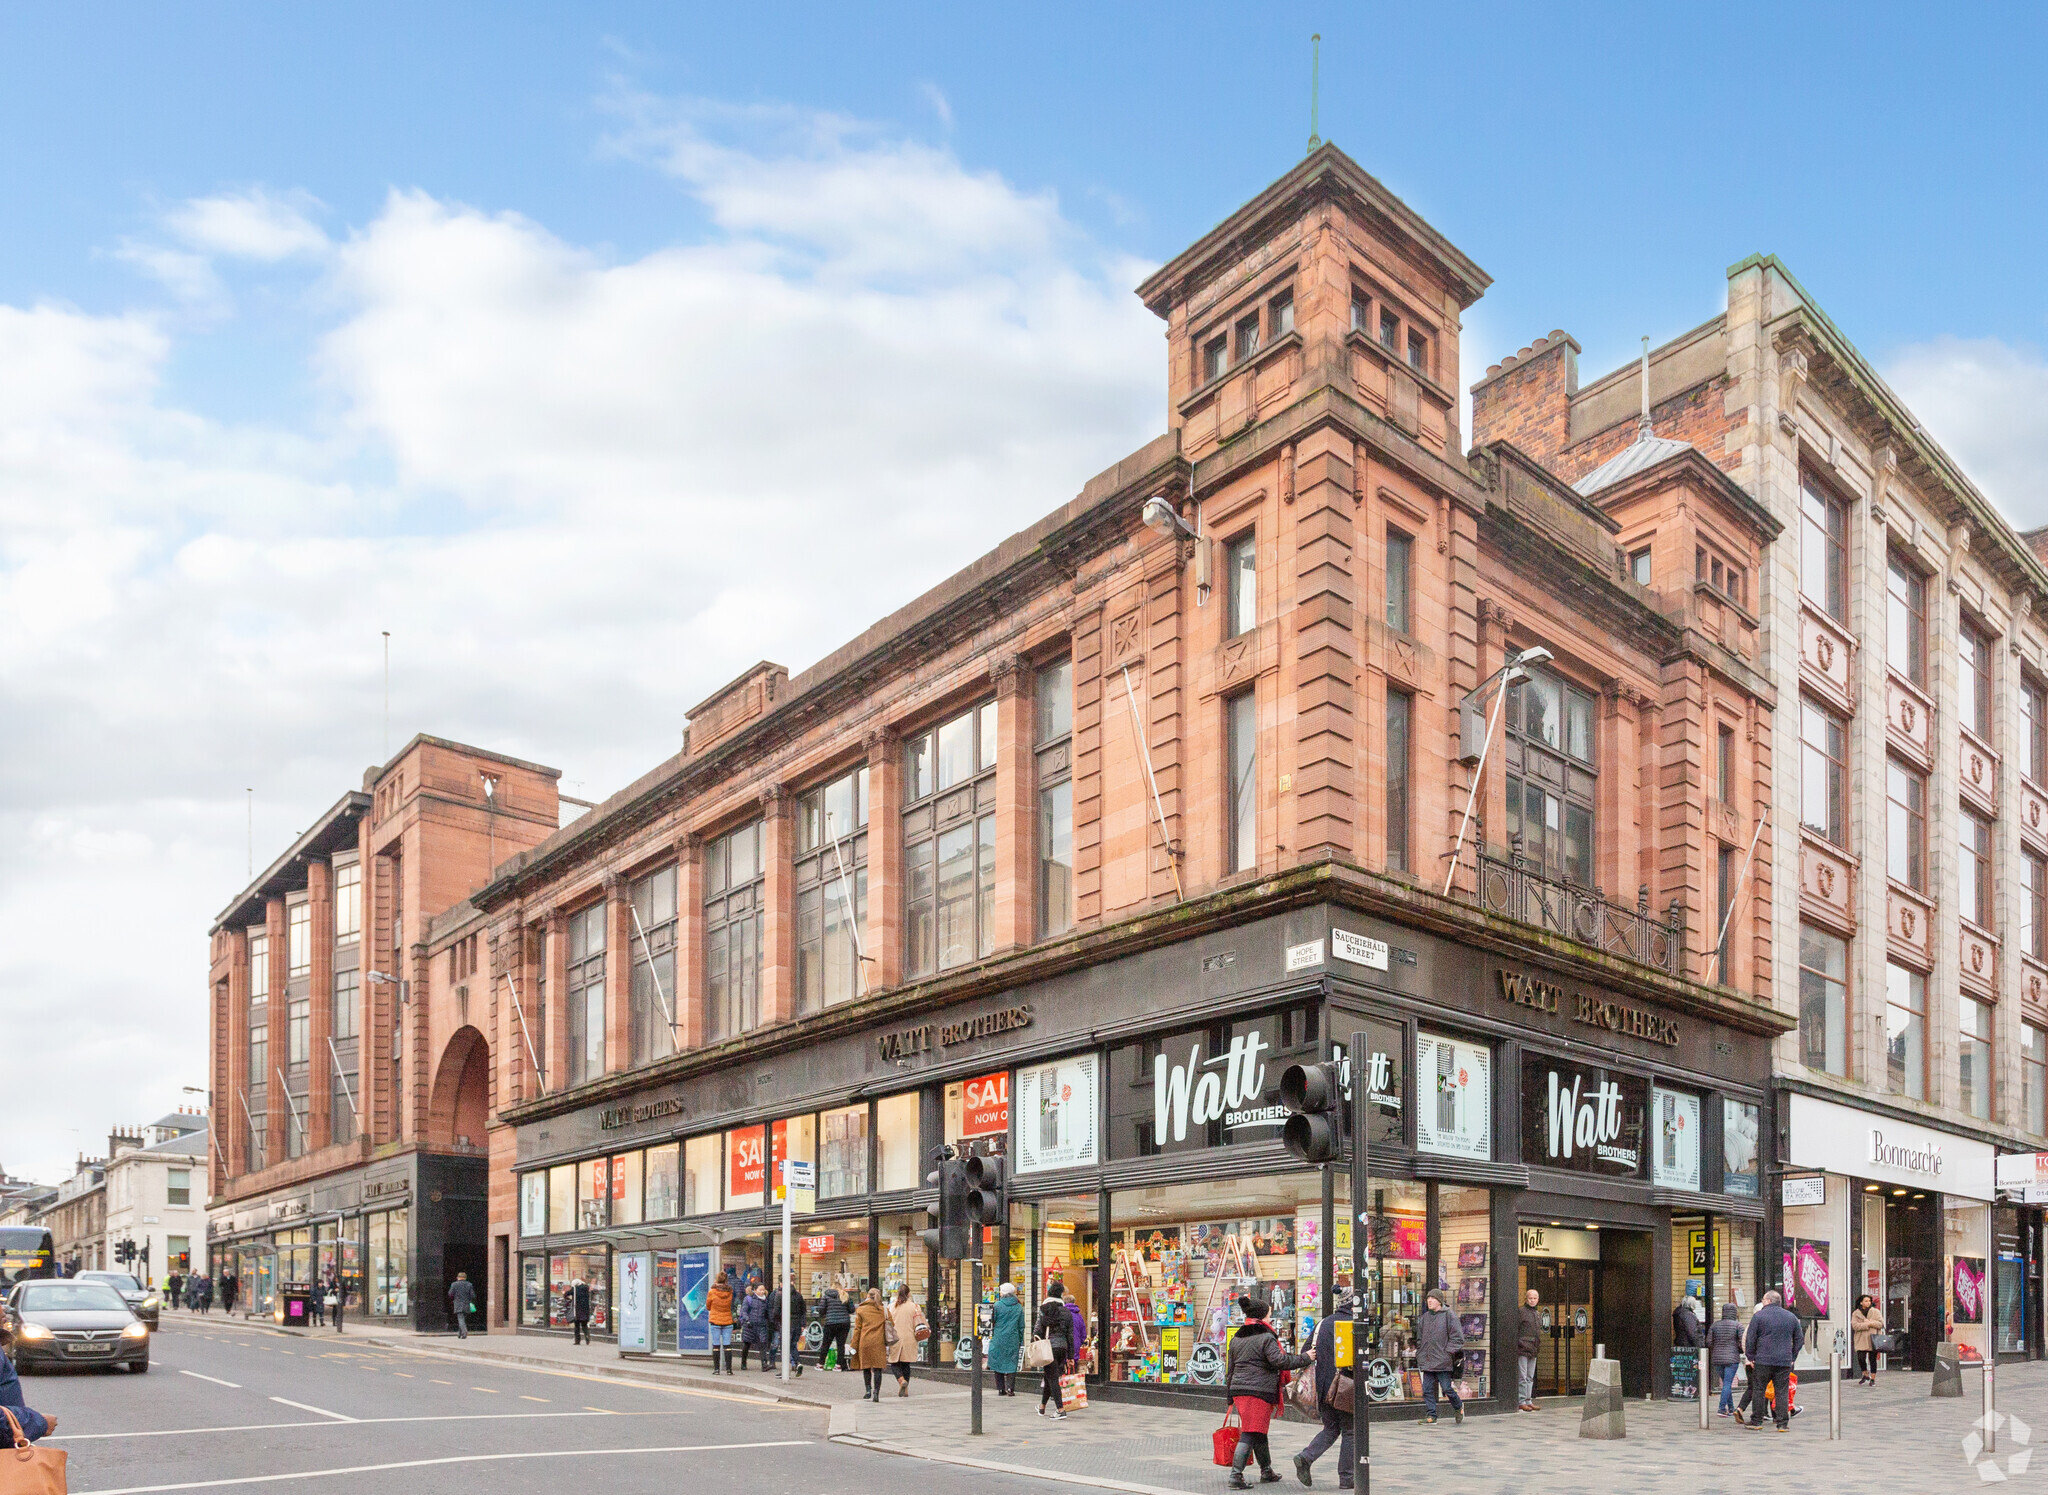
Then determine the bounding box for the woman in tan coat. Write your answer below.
[886,1284,927,1396]
[850,1288,889,1402]
[1850,1293,1885,1385]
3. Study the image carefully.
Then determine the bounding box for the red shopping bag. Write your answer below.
[1212,1406,1242,1467]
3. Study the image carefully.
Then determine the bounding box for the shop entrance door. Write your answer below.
[1521,1261,1596,1395]
[654,1252,679,1354]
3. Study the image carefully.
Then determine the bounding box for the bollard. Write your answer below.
[1828,1352,1840,1441]
[1699,1346,1710,1430]
[1985,1360,1996,1454]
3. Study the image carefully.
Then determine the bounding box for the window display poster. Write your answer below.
[617,1251,652,1353]
[1953,1256,1986,1324]
[1016,1054,1099,1174]
[1723,1098,1760,1195]
[1457,1242,1488,1270]
[676,1247,714,1353]
[1782,1238,1830,1319]
[727,1126,765,1202]
[1109,1001,1318,1156]
[1520,1054,1648,1178]
[1652,1087,1701,1191]
[1334,1019,1404,1152]
[1416,1032,1491,1161]
[945,1071,1010,1141]
[1247,1217,1296,1256]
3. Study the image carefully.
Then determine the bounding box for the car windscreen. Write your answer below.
[16,1283,130,1313]
[81,1273,143,1292]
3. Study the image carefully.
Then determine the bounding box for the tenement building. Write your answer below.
[1474,261,2048,1369]
[204,735,560,1327]
[474,144,1788,1410]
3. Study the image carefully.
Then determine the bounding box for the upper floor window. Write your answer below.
[796,767,869,1016]
[1798,922,1847,1077]
[1406,329,1429,376]
[1385,530,1412,634]
[1800,697,1847,847]
[1037,661,1075,939]
[628,864,678,1066]
[1885,757,1926,891]
[166,1169,191,1207]
[1885,963,1926,1101]
[1696,547,1746,608]
[1268,291,1294,338]
[2024,852,2046,962]
[248,931,269,1000]
[1235,312,1262,363]
[2025,677,2048,783]
[1960,810,1993,929]
[1886,552,1927,689]
[334,862,361,942]
[1799,473,1847,621]
[2025,1023,2048,1137]
[1350,291,1368,333]
[565,900,606,1085]
[1203,336,1227,384]
[1718,724,1737,806]
[1960,997,1993,1121]
[704,821,764,1042]
[1378,308,1398,352]
[1386,688,1412,873]
[1228,690,1258,874]
[1630,547,1652,586]
[904,704,997,978]
[1505,669,1596,886]
[1959,620,1993,738]
[1227,533,1257,638]
[286,996,309,1069]
[332,967,358,1042]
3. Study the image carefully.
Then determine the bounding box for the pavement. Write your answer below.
[104,1308,2036,1495]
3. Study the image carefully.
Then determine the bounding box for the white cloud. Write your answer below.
[0,102,1163,1185]
[1883,336,2048,530]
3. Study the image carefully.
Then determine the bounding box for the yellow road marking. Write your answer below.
[519,1395,549,1403]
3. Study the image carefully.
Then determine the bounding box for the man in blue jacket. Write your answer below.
[1741,1291,1803,1431]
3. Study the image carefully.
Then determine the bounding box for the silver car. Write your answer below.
[8,1280,151,1374]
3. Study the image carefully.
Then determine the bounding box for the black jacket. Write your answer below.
[1707,1309,1744,1368]
[1311,1314,1351,1417]
[571,1281,592,1320]
[449,1279,476,1313]
[1672,1300,1703,1347]
[1036,1297,1073,1353]
[1743,1303,1803,1366]
[1225,1320,1311,1400]
[1516,1305,1543,1356]
[821,1289,852,1328]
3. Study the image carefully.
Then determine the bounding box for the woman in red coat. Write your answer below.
[1224,1295,1311,1490]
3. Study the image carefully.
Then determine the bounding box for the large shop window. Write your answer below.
[548,1163,574,1234]
[1037,660,1075,938]
[627,865,678,1066]
[576,1157,609,1230]
[796,766,869,1015]
[684,1134,721,1214]
[565,902,606,1086]
[876,1092,922,1193]
[549,1251,610,1333]
[1344,1178,1499,1406]
[1947,1202,1991,1363]
[1108,1000,1318,1156]
[645,1142,681,1220]
[610,1151,644,1227]
[1505,668,1595,885]
[367,1207,408,1316]
[820,1103,870,1199]
[520,1172,546,1238]
[705,821,765,1042]
[904,702,998,977]
[726,1125,767,1210]
[1722,1099,1760,1197]
[1798,924,1848,1077]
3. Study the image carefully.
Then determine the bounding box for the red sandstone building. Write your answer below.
[425,146,1792,1406]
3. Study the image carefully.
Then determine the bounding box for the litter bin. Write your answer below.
[276,1282,313,1328]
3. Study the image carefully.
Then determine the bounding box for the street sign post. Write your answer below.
[779,1159,816,1382]
[1350,1029,1370,1495]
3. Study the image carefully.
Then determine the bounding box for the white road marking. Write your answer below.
[178,1371,241,1388]
[73,1441,812,1493]
[53,1410,679,1441]
[267,1398,354,1423]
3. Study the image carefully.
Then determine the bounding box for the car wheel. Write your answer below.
[131,1359,149,1374]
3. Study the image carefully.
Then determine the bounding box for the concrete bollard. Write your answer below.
[1931,1344,1964,1398]
[1579,1357,1626,1439]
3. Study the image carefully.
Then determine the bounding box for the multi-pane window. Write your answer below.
[1385,531,1412,633]
[2026,853,2048,961]
[1886,553,1926,688]
[334,860,362,942]
[166,1169,191,1207]
[1350,290,1368,333]
[246,1113,265,1173]
[1378,308,1399,352]
[1798,923,1848,1077]
[333,967,358,1040]
[1505,669,1596,886]
[1961,810,1993,928]
[1630,547,1652,586]
[1203,336,1227,384]
[1227,534,1257,638]
[287,996,309,1067]
[704,822,764,1041]
[1799,473,1847,621]
[332,1059,357,1146]
[1268,291,1294,338]
[1885,963,1926,1101]
[1960,621,1993,738]
[796,768,869,1015]
[1386,689,1412,873]
[1036,661,1075,939]
[1228,690,1258,874]
[287,902,311,976]
[1960,997,1993,1120]
[1716,844,1736,978]
[1235,312,1261,363]
[1800,698,1847,846]
[247,929,269,1090]
[249,931,270,1001]
[2025,1023,2048,1136]
[565,901,606,1086]
[1885,758,1926,890]
[2025,678,2048,783]
[1718,724,1736,806]
[904,705,997,978]
[628,865,678,1065]
[1696,547,1747,608]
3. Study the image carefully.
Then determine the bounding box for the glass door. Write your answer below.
[655,1252,679,1353]
[1521,1260,1596,1395]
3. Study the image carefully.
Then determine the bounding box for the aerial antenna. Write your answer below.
[1637,335,1653,440]
[1307,34,1323,154]
[246,788,253,877]
[382,630,392,760]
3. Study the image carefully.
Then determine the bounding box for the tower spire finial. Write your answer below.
[1307,34,1322,154]
[1636,335,1653,440]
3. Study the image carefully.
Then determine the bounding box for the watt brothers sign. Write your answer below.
[1498,971,1680,1048]
[876,1004,1035,1062]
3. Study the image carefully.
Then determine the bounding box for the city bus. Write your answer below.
[0,1228,56,1287]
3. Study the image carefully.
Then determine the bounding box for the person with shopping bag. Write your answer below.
[885,1285,927,1397]
[1033,1280,1074,1419]
[988,1282,1024,1396]
[1223,1294,1312,1490]
[1292,1292,1356,1488]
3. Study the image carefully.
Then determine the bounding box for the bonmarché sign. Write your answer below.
[1498,971,1679,1048]
[876,1004,1033,1062]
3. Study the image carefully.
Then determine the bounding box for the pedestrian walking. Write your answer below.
[198,1274,214,1314]
[1672,1290,1704,1349]
[1415,1291,1466,1425]
[738,1282,772,1370]
[1707,1303,1744,1417]
[768,1280,805,1375]
[165,1272,183,1312]
[330,1275,345,1332]
[1851,1294,1883,1386]
[310,1274,327,1328]
[569,1277,594,1347]
[1515,1288,1542,1411]
[1035,1279,1074,1419]
[705,1271,735,1371]
[850,1287,889,1401]
[988,1282,1024,1396]
[449,1271,476,1339]
[1739,1290,1802,1431]
[1223,1294,1311,1489]
[1292,1291,1356,1488]
[819,1283,853,1370]
[886,1284,926,1396]
[221,1272,239,1315]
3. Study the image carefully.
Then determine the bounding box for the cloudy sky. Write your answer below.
[4,4,2046,1185]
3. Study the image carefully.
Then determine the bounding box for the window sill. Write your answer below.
[1343,327,1455,408]
[1178,330,1304,416]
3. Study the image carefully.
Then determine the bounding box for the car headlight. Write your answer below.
[15,1323,51,1341]
[121,1322,150,1339]
[142,1296,160,1311]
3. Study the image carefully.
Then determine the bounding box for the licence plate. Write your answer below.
[66,1342,113,1355]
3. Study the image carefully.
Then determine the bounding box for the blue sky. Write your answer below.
[3,2,2045,1183]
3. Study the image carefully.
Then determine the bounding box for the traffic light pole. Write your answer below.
[970,1257,984,1435]
[1350,1028,1369,1495]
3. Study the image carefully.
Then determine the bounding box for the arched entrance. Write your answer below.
[428,1026,491,1151]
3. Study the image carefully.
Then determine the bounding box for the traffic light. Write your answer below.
[1280,1059,1345,1163]
[115,1239,133,1265]
[964,1152,1006,1228]
[919,1148,973,1259]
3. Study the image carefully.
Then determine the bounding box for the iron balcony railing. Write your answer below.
[1472,845,1685,977]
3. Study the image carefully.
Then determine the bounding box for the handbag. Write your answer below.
[913,1311,931,1345]
[0,1408,66,1495]
[1211,1406,1242,1467]
[1287,1369,1319,1416]
[1326,1370,1355,1408]
[884,1314,899,1349]
[1870,1332,1898,1355]
[1024,1335,1055,1371]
